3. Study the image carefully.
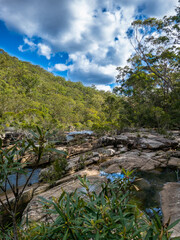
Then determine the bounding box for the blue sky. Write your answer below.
[0,0,178,91]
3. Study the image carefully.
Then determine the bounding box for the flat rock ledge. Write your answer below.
[22,169,106,225]
[161,182,180,238]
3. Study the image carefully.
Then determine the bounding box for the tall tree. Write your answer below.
[115,4,180,129]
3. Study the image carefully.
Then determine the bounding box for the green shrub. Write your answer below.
[53,156,68,179]
[0,127,66,240]
[19,174,180,239]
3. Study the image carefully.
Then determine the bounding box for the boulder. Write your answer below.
[104,163,121,173]
[101,148,116,156]
[98,132,179,151]
[98,136,115,146]
[92,152,100,157]
[100,150,161,171]
[117,146,128,153]
[168,157,180,168]
[160,182,180,238]
[39,166,54,182]
[115,135,129,145]
[139,138,165,149]
[138,137,178,150]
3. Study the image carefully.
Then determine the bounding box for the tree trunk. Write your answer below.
[12,214,18,240]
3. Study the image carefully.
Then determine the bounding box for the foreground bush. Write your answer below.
[0,127,66,240]
[15,174,179,240]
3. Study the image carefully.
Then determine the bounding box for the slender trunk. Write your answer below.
[12,214,18,240]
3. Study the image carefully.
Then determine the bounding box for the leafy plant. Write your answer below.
[0,127,66,240]
[18,173,180,239]
[115,4,180,129]
[53,156,68,179]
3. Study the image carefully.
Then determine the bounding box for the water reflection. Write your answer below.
[66,130,93,141]
[100,171,124,182]
[1,168,41,191]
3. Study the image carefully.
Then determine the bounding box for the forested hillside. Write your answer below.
[0,5,179,132]
[0,49,117,131]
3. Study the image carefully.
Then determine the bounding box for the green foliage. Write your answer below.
[0,49,116,131]
[1,167,179,239]
[115,5,180,130]
[0,127,67,240]
[40,155,68,183]
[0,6,179,132]
[76,154,90,171]
[53,156,68,179]
[14,172,180,239]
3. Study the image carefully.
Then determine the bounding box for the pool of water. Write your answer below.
[66,130,93,141]
[99,170,165,217]
[100,171,125,182]
[0,168,41,192]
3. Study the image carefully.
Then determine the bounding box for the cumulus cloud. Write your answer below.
[66,53,117,84]
[0,0,178,87]
[37,43,52,60]
[54,63,72,72]
[18,38,52,59]
[95,84,112,92]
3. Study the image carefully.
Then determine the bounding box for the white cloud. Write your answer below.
[18,45,24,52]
[37,43,52,60]
[24,38,36,47]
[65,53,117,84]
[0,0,178,85]
[54,63,72,72]
[95,84,112,92]
[18,38,52,59]
[18,37,36,52]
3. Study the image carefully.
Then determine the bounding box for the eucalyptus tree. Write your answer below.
[115,4,180,128]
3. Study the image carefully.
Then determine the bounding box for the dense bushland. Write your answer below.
[0,49,117,131]
[0,1,179,133]
[1,1,179,134]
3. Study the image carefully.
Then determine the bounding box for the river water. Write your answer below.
[66,130,93,141]
[2,130,93,190]
[0,168,41,192]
